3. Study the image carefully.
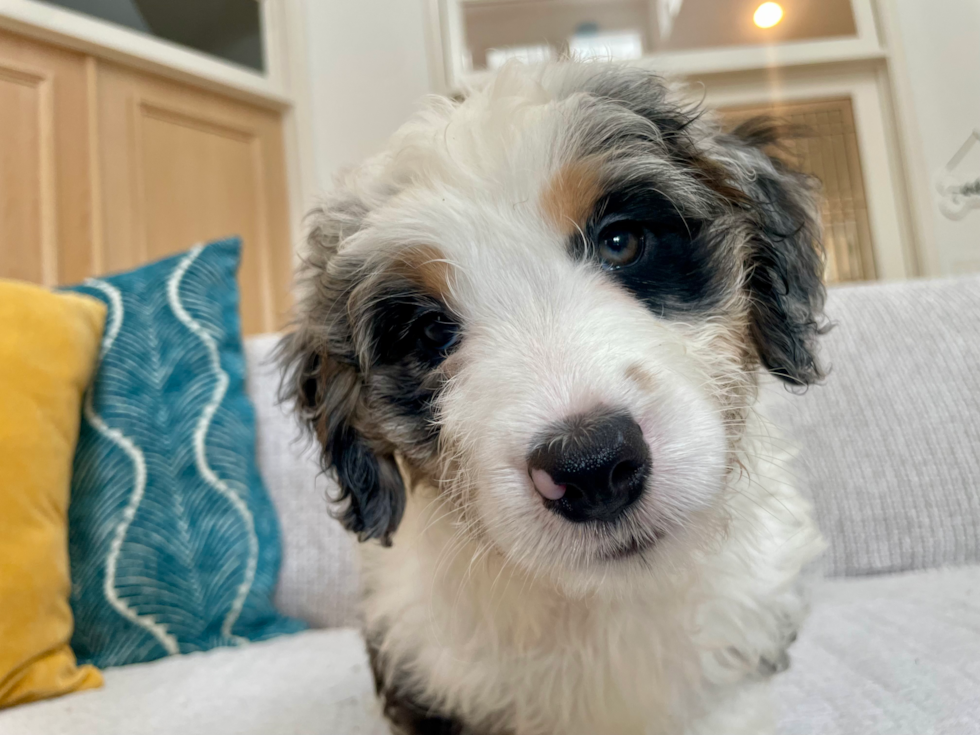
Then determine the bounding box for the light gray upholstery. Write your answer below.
[775,565,980,735]
[763,275,980,577]
[4,276,978,735]
[7,567,976,735]
[0,628,387,735]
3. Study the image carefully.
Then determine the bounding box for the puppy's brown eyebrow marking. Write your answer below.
[686,152,750,205]
[393,244,452,300]
[625,363,656,393]
[541,158,604,236]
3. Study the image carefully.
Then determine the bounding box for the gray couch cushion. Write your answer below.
[0,628,386,735]
[763,275,980,577]
[776,565,980,735]
[3,568,975,735]
[245,335,359,629]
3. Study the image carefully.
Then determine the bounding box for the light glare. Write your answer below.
[754,2,784,29]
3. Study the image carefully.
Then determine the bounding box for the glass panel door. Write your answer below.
[719,97,876,283]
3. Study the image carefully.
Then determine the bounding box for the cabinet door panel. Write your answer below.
[0,29,92,286]
[97,63,293,334]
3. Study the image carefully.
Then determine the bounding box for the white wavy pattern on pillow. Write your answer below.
[71,244,261,663]
[82,278,180,655]
[167,244,257,645]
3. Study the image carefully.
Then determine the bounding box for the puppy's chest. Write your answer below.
[363,549,708,734]
[477,600,704,733]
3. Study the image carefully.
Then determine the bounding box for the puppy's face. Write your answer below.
[284,63,824,588]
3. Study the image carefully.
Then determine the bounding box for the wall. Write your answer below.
[887,0,980,275]
[301,0,433,196]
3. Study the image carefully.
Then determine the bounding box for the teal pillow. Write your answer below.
[65,239,304,667]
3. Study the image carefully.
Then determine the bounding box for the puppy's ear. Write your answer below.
[279,192,406,545]
[729,118,828,386]
[280,334,406,546]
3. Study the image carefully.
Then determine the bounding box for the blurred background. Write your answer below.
[1,0,977,334]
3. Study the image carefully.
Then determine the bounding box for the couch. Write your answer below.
[3,274,978,735]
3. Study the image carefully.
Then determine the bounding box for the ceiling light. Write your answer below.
[754,2,784,28]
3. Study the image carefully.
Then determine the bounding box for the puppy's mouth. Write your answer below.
[604,531,658,561]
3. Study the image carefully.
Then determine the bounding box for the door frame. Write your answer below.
[0,0,315,261]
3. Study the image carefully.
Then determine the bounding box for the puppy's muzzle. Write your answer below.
[528,410,651,524]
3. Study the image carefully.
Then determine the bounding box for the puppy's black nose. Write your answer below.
[528,411,651,523]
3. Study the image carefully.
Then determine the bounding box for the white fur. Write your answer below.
[302,62,826,735]
[363,419,822,735]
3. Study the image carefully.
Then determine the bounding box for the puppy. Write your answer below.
[282,61,826,735]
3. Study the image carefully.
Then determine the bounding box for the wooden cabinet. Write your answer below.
[0,28,293,334]
[0,28,93,288]
[94,63,293,334]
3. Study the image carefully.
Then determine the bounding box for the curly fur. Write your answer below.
[281,61,827,735]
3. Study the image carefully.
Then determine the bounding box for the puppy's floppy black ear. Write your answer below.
[278,330,406,546]
[730,118,828,386]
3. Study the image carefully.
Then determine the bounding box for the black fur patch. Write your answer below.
[576,69,703,152]
[728,118,828,386]
[367,281,457,368]
[367,636,505,735]
[360,280,458,446]
[574,184,722,316]
[331,423,406,543]
[566,69,825,383]
[280,271,459,546]
[280,335,407,545]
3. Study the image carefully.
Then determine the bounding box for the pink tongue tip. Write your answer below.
[531,468,567,501]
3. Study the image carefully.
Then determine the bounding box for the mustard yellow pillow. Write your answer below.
[0,280,106,708]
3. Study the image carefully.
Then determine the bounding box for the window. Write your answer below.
[460,0,857,74]
[40,0,265,71]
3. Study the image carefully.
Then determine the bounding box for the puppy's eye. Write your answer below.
[596,222,648,269]
[419,313,460,354]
